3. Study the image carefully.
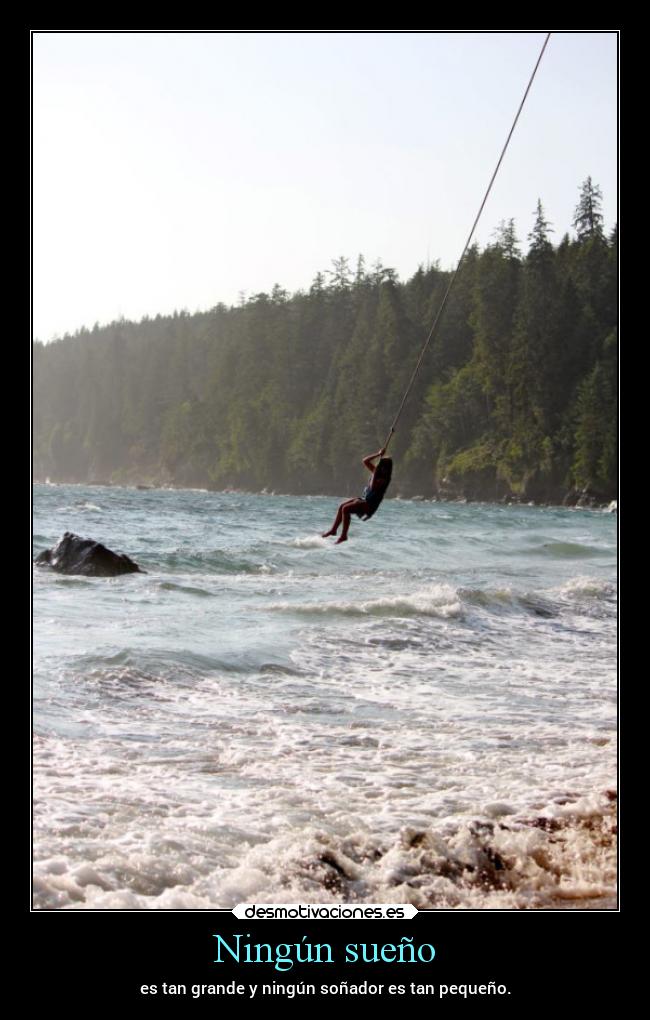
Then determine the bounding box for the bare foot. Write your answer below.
[335,535,348,544]
[322,530,336,538]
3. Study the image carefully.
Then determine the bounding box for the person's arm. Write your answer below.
[362,448,386,472]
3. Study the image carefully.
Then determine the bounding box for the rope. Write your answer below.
[382,32,551,454]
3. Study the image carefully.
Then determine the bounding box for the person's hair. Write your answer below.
[375,457,393,488]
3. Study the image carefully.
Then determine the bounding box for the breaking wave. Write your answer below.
[32,790,616,910]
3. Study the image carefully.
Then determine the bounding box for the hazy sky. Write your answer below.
[32,31,617,342]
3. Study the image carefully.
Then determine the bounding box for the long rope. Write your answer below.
[382,31,551,454]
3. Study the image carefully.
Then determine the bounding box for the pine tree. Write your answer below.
[572,177,604,241]
[493,218,521,260]
[528,200,554,257]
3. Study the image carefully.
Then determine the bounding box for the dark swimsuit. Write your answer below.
[357,483,386,520]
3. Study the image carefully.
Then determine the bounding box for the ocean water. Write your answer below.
[32,484,617,910]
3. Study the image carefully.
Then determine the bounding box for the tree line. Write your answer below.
[34,178,617,503]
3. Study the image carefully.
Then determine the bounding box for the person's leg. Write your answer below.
[335,506,352,543]
[335,500,367,543]
[323,499,357,538]
[322,501,344,537]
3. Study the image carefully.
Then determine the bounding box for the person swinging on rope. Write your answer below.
[322,448,393,544]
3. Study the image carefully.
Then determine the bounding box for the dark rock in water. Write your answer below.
[564,486,614,509]
[35,532,143,577]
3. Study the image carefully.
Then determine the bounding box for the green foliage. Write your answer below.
[445,442,494,476]
[572,329,618,493]
[33,178,617,501]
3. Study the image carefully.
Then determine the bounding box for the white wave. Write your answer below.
[207,789,617,910]
[55,501,102,512]
[559,577,615,599]
[266,583,462,618]
[291,535,329,548]
[32,790,616,910]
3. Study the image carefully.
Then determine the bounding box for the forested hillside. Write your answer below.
[34,179,617,503]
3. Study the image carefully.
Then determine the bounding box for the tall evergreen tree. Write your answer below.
[572,176,604,241]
